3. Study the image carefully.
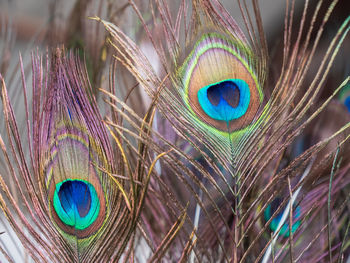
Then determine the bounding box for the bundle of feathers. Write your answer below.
[0,0,349,262]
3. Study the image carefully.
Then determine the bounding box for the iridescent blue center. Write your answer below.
[264,198,301,238]
[53,180,100,230]
[197,79,250,122]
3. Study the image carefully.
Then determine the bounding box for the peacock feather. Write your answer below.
[0,49,150,262]
[176,31,264,138]
[41,52,112,243]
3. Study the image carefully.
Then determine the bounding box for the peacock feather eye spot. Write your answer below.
[197,79,250,122]
[180,33,263,133]
[53,179,100,231]
[264,198,301,238]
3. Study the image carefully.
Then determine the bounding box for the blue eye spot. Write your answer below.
[264,198,301,238]
[53,179,100,230]
[197,79,250,122]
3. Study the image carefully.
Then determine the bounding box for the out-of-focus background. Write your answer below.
[0,0,287,44]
